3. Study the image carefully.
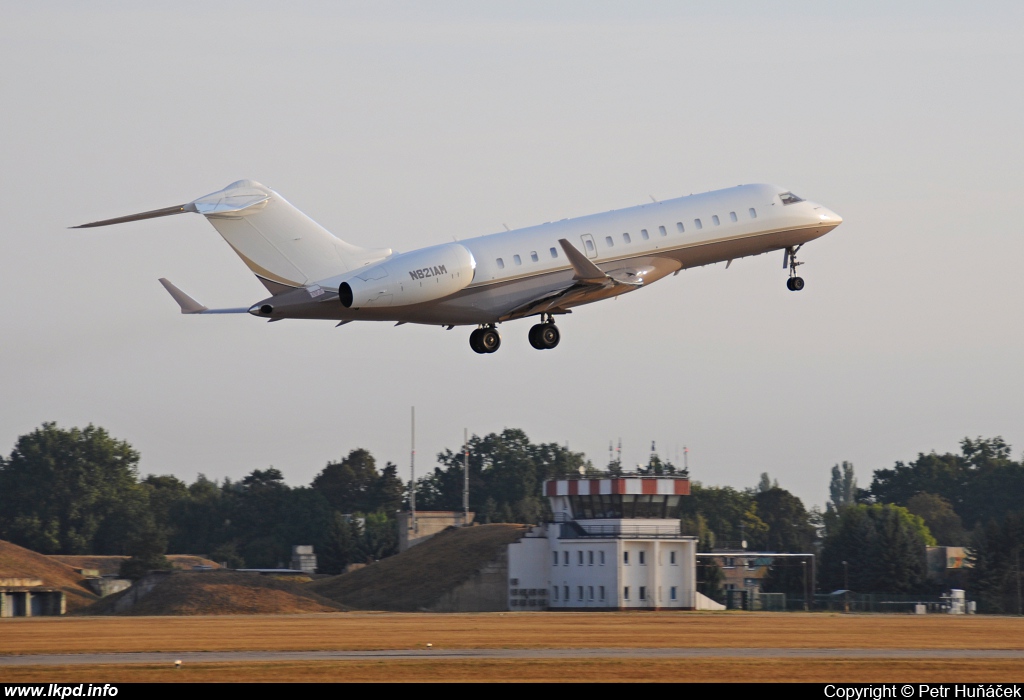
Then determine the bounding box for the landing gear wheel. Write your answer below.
[538,323,560,349]
[478,327,501,353]
[469,328,486,354]
[786,276,805,292]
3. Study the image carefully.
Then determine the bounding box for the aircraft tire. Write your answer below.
[528,324,545,349]
[787,277,805,291]
[539,323,560,349]
[469,329,486,354]
[479,328,501,353]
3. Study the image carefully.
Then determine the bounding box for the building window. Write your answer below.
[639,586,647,601]
[670,586,677,601]
[623,232,631,244]
[514,254,522,265]
[670,551,677,565]
[588,586,594,601]
[730,211,738,222]
[676,221,684,233]
[564,585,570,600]
[530,251,539,262]
[639,551,646,566]
[694,219,702,230]
[496,258,504,269]
[605,235,614,247]
[623,551,629,565]
[600,551,605,565]
[749,208,757,218]
[553,586,559,600]
[712,215,720,226]
[599,586,606,600]
[577,551,583,566]
[588,551,594,566]
[550,247,558,258]
[553,552,559,566]
[640,229,649,240]
[563,551,569,566]
[623,586,630,600]
[577,586,584,601]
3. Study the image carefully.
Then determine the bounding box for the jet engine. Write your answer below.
[338,242,476,308]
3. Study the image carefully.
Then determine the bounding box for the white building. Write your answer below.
[507,476,698,610]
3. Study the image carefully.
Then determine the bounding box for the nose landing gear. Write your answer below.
[784,245,805,291]
[528,315,560,350]
[469,326,501,354]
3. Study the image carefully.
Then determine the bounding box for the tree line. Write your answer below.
[0,423,1022,611]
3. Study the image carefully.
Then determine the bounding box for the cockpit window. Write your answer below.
[779,192,804,205]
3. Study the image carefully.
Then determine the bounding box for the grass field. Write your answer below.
[3,612,1023,682]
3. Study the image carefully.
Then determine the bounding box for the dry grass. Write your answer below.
[82,571,346,616]
[309,523,528,611]
[0,540,97,611]
[2,658,1024,683]
[3,612,1024,656]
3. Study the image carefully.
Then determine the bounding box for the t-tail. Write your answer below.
[73,180,391,294]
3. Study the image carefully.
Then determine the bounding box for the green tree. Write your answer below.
[679,484,767,548]
[827,461,858,513]
[312,449,388,514]
[0,423,142,554]
[968,513,1024,614]
[752,487,817,553]
[820,503,935,594]
[905,493,968,546]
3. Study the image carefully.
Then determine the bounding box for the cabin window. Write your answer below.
[694,219,703,230]
[712,215,720,226]
[496,257,505,269]
[514,254,522,265]
[585,239,595,253]
[550,247,558,258]
[659,225,667,236]
[676,222,684,233]
[780,192,804,205]
[640,229,649,240]
[749,207,757,218]
[530,251,539,262]
[730,211,738,222]
[605,236,614,247]
[623,232,631,244]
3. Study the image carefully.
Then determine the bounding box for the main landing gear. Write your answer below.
[469,326,501,354]
[784,245,806,291]
[528,315,560,350]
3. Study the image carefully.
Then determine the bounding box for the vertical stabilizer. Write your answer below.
[193,180,391,293]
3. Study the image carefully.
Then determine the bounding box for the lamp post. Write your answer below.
[801,560,808,611]
[842,560,849,613]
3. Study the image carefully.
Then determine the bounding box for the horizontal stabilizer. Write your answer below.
[158,278,248,315]
[73,203,197,229]
[557,239,609,284]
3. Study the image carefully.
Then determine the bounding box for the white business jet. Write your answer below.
[75,180,842,353]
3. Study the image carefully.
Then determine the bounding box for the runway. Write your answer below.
[4,648,1024,667]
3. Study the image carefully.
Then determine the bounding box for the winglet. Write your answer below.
[159,278,208,314]
[557,239,609,284]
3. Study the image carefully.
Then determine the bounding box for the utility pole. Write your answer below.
[409,407,416,534]
[463,428,469,526]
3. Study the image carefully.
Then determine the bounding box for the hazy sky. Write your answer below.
[2,2,1023,509]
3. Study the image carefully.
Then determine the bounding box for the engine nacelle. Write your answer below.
[338,242,476,308]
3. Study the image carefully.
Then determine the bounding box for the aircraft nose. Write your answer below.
[816,206,842,226]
